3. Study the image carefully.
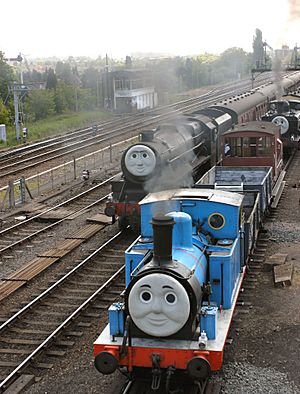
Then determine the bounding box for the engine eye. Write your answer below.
[165,292,177,305]
[208,213,225,230]
[140,291,152,303]
[142,153,148,158]
[132,153,137,159]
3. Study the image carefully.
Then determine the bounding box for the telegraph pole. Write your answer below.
[4,54,24,142]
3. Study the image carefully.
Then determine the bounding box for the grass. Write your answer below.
[0,110,114,148]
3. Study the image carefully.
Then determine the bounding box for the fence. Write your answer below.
[0,136,137,211]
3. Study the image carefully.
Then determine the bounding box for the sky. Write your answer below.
[1,0,300,60]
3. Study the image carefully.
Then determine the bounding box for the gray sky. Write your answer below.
[1,0,299,59]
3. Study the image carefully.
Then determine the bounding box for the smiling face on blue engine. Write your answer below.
[124,145,156,177]
[128,273,190,337]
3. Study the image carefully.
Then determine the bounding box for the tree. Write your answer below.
[81,67,98,89]
[0,51,15,101]
[55,61,74,85]
[46,68,57,90]
[215,47,250,80]
[25,90,55,121]
[53,81,66,114]
[0,98,10,124]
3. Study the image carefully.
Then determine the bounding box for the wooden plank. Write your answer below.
[65,331,83,337]
[22,319,60,326]
[10,328,49,335]
[65,209,91,220]
[0,348,32,355]
[0,361,21,367]
[0,219,114,303]
[269,253,288,264]
[33,362,53,369]
[46,350,66,357]
[38,248,70,258]
[67,224,103,239]
[23,202,48,212]
[273,263,294,285]
[0,257,58,301]
[55,340,74,347]
[38,208,74,221]
[38,238,84,258]
[1,375,35,394]
[1,338,42,345]
[56,238,83,250]
[264,253,288,272]
[87,213,112,224]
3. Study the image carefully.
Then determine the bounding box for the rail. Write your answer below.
[0,137,136,210]
[0,229,132,392]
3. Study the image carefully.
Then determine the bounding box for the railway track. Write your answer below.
[120,376,221,394]
[0,73,273,164]
[0,72,293,393]
[0,229,136,393]
[0,175,118,259]
[0,74,276,186]
[0,150,296,393]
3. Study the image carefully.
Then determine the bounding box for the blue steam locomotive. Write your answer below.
[94,163,272,391]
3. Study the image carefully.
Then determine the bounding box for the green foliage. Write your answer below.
[77,88,96,111]
[214,47,249,81]
[28,110,111,139]
[0,98,10,124]
[3,110,113,146]
[46,68,57,89]
[53,81,67,114]
[0,51,16,101]
[25,90,55,121]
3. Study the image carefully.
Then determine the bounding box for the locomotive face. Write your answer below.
[128,273,190,337]
[124,145,156,177]
[271,116,289,135]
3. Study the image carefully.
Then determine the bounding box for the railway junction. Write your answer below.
[0,76,299,393]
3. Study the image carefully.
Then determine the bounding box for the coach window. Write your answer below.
[241,137,256,157]
[230,137,242,156]
[257,136,272,156]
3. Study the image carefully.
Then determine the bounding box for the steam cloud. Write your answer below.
[271,0,300,98]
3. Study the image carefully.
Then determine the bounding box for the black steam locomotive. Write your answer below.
[261,92,300,151]
[105,73,300,229]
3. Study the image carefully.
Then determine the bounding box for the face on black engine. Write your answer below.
[271,116,289,135]
[128,272,190,337]
[124,145,156,177]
